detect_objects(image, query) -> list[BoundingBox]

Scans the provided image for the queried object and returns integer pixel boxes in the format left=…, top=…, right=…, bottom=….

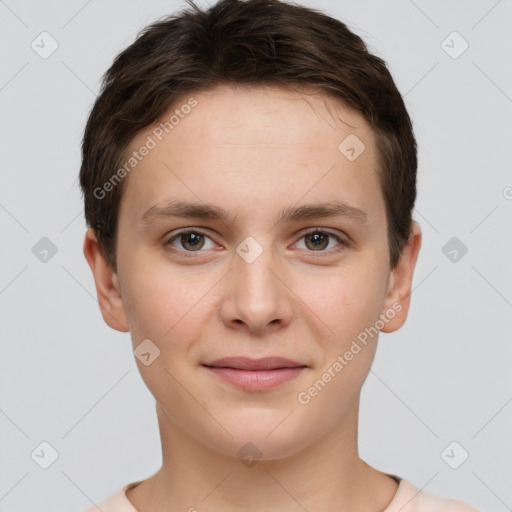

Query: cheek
left=300, top=263, right=387, bottom=344
left=121, top=258, right=217, bottom=344
left=294, top=271, right=385, bottom=412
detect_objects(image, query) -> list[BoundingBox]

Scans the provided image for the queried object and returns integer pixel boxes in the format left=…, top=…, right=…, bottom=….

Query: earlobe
left=380, top=221, right=422, bottom=333
left=83, top=228, right=130, bottom=333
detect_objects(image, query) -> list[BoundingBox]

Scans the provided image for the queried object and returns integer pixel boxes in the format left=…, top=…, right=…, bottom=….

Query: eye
left=165, top=227, right=349, bottom=256
left=294, top=228, right=347, bottom=252
left=166, top=229, right=216, bottom=252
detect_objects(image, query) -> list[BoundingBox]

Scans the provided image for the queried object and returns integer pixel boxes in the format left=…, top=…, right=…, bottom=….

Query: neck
left=126, top=399, right=398, bottom=512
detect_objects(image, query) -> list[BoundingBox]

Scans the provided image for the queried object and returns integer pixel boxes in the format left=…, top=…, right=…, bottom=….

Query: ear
left=380, top=221, right=422, bottom=333
left=83, top=228, right=130, bottom=332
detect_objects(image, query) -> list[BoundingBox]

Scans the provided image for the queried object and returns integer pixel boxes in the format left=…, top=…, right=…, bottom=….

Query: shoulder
left=82, top=481, right=141, bottom=512
left=387, top=478, right=481, bottom=512
left=408, top=480, right=480, bottom=512
left=417, top=490, right=481, bottom=512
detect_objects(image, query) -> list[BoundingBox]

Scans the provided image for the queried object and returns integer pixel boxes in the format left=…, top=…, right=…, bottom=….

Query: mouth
left=203, top=356, right=306, bottom=371
left=202, top=357, right=308, bottom=391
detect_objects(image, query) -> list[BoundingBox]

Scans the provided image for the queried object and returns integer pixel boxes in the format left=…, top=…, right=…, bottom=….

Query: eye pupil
left=181, top=232, right=204, bottom=250
left=306, top=232, right=328, bottom=250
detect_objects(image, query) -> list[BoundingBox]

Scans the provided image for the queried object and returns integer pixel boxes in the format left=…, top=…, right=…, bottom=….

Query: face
left=85, top=84, right=421, bottom=461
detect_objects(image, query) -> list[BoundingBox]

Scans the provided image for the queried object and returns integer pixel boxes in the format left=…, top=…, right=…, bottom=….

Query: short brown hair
left=80, top=0, right=417, bottom=271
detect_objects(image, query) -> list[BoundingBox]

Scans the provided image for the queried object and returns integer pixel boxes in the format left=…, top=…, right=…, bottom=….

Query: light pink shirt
left=83, top=477, right=480, bottom=511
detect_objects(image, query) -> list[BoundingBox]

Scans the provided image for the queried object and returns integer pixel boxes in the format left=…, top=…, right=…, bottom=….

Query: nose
left=219, top=244, right=294, bottom=335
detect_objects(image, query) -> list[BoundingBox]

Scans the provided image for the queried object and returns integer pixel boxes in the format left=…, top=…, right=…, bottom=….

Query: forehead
left=163, top=83, right=375, bottom=148
left=119, top=83, right=383, bottom=227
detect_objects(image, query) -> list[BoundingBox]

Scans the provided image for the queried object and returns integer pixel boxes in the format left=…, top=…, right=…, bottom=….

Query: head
left=82, top=0, right=421, bottom=460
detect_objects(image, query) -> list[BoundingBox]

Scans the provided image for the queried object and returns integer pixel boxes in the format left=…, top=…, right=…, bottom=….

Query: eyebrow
left=139, top=199, right=368, bottom=226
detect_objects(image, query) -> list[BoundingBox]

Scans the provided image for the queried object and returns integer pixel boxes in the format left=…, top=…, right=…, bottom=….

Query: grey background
left=1, top=1, right=511, bottom=511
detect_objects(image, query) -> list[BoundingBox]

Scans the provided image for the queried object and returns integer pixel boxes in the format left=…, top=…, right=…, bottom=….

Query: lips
left=203, top=357, right=307, bottom=391
left=202, top=357, right=306, bottom=371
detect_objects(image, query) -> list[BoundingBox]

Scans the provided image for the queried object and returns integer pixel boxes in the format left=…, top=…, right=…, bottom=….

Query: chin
left=204, top=416, right=318, bottom=463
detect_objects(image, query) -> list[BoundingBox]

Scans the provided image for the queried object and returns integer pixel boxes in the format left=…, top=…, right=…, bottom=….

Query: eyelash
left=165, top=227, right=350, bottom=257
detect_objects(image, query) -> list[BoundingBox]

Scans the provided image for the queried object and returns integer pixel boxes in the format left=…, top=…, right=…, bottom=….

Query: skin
left=84, top=83, right=421, bottom=512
